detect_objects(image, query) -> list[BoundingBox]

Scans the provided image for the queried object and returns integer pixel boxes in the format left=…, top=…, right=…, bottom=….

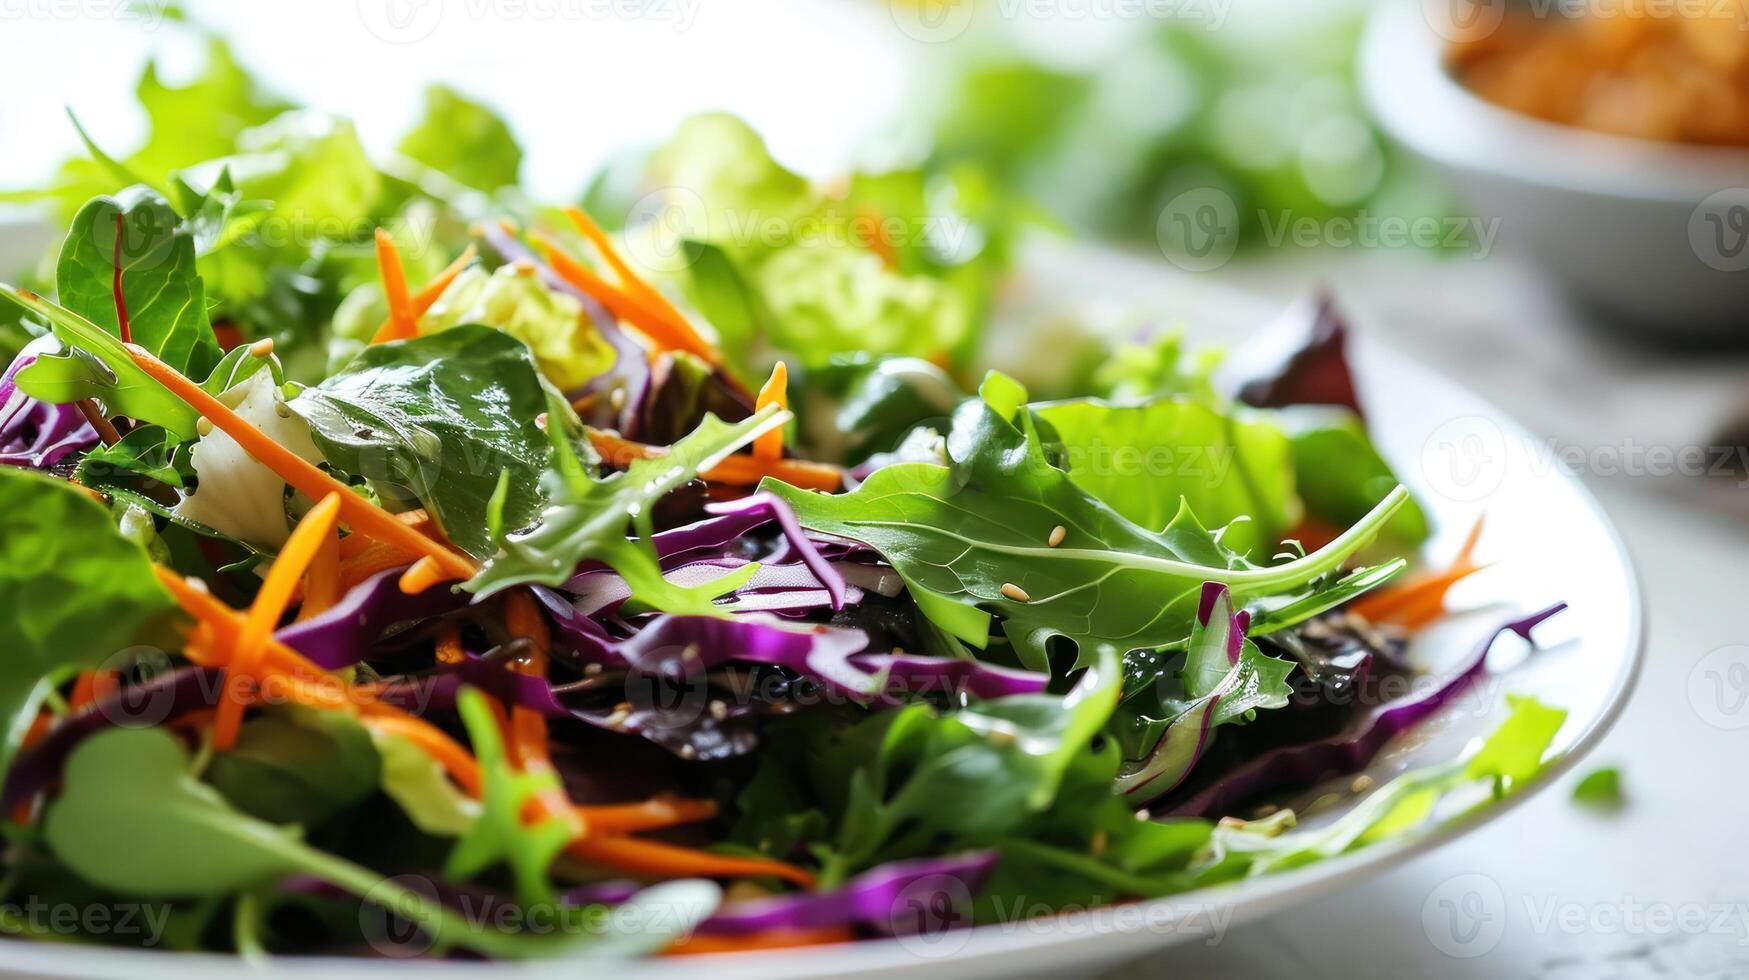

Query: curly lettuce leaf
left=417, top=264, right=614, bottom=391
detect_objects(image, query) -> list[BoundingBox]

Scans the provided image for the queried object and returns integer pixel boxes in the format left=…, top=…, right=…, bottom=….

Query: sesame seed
left=1350, top=774, right=1374, bottom=793
left=609, top=388, right=627, bottom=411
left=1134, top=809, right=1152, bottom=822
left=681, top=644, right=699, bottom=662
left=1090, top=830, right=1108, bottom=857
left=708, top=701, right=728, bottom=721
left=1048, top=525, right=1066, bottom=547
left=1000, top=582, right=1031, bottom=603
left=678, top=744, right=697, bottom=760
left=583, top=663, right=604, bottom=676
left=196, top=417, right=214, bottom=437
left=512, top=258, right=538, bottom=276
left=248, top=338, right=275, bottom=358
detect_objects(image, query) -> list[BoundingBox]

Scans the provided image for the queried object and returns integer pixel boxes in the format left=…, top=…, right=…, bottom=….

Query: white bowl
left=1359, top=2, right=1749, bottom=343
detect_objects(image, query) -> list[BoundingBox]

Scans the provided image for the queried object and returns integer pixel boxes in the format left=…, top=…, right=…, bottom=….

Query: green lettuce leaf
left=1, top=284, right=200, bottom=439
left=0, top=469, right=176, bottom=779
left=1035, top=396, right=1298, bottom=558
left=56, top=186, right=223, bottom=378
left=396, top=84, right=523, bottom=192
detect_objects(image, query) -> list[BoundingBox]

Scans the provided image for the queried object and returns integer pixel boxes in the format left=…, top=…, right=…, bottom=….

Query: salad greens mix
left=0, top=32, right=1569, bottom=961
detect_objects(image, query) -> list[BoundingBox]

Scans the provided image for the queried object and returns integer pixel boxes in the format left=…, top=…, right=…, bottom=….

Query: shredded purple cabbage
left=0, top=338, right=98, bottom=469
left=1160, top=602, right=1568, bottom=818
left=697, top=852, right=999, bottom=937
left=275, top=567, right=470, bottom=670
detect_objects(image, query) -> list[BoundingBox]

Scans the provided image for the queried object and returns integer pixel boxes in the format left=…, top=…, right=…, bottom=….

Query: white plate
left=0, top=245, right=1643, bottom=980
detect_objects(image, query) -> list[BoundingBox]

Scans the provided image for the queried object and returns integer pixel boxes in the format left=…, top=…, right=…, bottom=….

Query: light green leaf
left=397, top=84, right=522, bottom=192
left=0, top=469, right=175, bottom=778
left=56, top=187, right=223, bottom=378
left=2, top=284, right=200, bottom=439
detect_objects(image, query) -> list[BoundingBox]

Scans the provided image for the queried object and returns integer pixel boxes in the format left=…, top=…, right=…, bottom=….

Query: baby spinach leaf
left=289, top=326, right=556, bottom=559
left=767, top=374, right=1409, bottom=673
left=0, top=468, right=175, bottom=779
left=1, top=284, right=200, bottom=439
left=465, top=400, right=785, bottom=611
left=203, top=705, right=381, bottom=828
left=56, top=186, right=223, bottom=379
left=1279, top=407, right=1429, bottom=547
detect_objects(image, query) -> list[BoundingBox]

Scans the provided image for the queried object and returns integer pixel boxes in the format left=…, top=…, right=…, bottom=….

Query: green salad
left=0, top=33, right=1569, bottom=961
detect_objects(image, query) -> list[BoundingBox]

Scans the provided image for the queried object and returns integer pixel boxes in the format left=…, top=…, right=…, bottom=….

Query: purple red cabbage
left=275, top=567, right=471, bottom=670
left=0, top=337, right=98, bottom=469
left=1159, top=602, right=1567, bottom=818
left=696, top=852, right=998, bottom=937
left=1218, top=293, right=1364, bottom=417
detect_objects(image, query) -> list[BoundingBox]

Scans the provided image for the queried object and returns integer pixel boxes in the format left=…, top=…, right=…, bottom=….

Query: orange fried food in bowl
left=1447, top=1, right=1749, bottom=146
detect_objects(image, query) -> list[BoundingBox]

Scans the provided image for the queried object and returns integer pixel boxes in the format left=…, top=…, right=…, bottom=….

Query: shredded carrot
left=214, top=493, right=343, bottom=750
left=434, top=620, right=464, bottom=666
left=156, top=568, right=329, bottom=681
left=853, top=204, right=899, bottom=271
left=753, top=361, right=788, bottom=463
left=575, top=796, right=719, bottom=835
left=371, top=229, right=418, bottom=344
left=398, top=555, right=451, bottom=595
left=338, top=509, right=434, bottom=561
left=359, top=712, right=485, bottom=798
left=531, top=232, right=719, bottom=365
left=666, top=926, right=852, bottom=956
left=337, top=543, right=421, bottom=591
left=586, top=428, right=842, bottom=492
left=295, top=526, right=342, bottom=622
left=367, top=244, right=479, bottom=345
left=562, top=207, right=669, bottom=308
left=566, top=834, right=816, bottom=889
left=67, top=672, right=101, bottom=711
left=503, top=591, right=582, bottom=836
left=127, top=345, right=478, bottom=584
left=1351, top=516, right=1490, bottom=629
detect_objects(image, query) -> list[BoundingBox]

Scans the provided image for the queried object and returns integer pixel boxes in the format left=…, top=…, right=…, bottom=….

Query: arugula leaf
left=767, top=374, right=1409, bottom=672
left=289, top=326, right=555, bottom=559
left=444, top=687, right=571, bottom=909
left=76, top=424, right=186, bottom=489
left=0, top=284, right=200, bottom=439
left=1244, top=560, right=1406, bottom=636
left=203, top=706, right=381, bottom=828
left=396, top=84, right=522, bottom=192
left=39, top=727, right=588, bottom=959
left=1035, top=396, right=1297, bottom=558
left=465, top=400, right=785, bottom=608
left=0, top=468, right=175, bottom=779
left=57, top=187, right=223, bottom=378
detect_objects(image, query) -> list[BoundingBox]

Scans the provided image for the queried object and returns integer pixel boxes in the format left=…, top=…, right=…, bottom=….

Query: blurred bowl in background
left=1360, top=2, right=1749, bottom=344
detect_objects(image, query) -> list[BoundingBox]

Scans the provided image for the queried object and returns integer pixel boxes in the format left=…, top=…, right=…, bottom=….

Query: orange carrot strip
left=214, top=493, right=343, bottom=750
left=575, top=797, right=719, bottom=835
left=368, top=244, right=479, bottom=345
left=127, top=345, right=477, bottom=583
left=586, top=429, right=841, bottom=492
left=753, top=362, right=788, bottom=463
left=1350, top=516, right=1489, bottom=627
left=853, top=204, right=899, bottom=271
left=295, top=526, right=342, bottom=622
left=434, top=620, right=464, bottom=666
left=360, top=712, right=485, bottom=798
left=563, top=207, right=669, bottom=307
left=338, top=509, right=434, bottom=561
left=68, top=672, right=100, bottom=712
left=399, top=555, right=450, bottom=595
left=504, top=592, right=582, bottom=836
left=532, top=233, right=719, bottom=364
left=156, top=568, right=329, bottom=681
left=370, top=229, right=419, bottom=344
left=565, top=834, right=816, bottom=889
left=666, top=926, right=851, bottom=956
